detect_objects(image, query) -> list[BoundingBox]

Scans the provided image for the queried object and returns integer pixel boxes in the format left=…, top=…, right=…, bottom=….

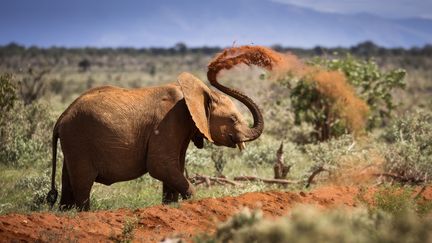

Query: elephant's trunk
left=207, top=46, right=282, bottom=141
left=207, top=70, right=263, bottom=141
left=207, top=46, right=286, bottom=141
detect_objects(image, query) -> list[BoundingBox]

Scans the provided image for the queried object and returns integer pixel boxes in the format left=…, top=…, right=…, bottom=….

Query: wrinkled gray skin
left=46, top=72, right=263, bottom=210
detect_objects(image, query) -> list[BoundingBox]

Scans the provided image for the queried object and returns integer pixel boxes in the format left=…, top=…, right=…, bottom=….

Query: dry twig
left=190, top=174, right=242, bottom=187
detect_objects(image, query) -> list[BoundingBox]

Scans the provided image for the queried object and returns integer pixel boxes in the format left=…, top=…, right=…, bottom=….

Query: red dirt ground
left=1, top=185, right=431, bottom=242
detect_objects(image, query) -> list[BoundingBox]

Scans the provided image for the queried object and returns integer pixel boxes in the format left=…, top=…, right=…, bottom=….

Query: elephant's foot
left=162, top=182, right=180, bottom=204
left=161, top=181, right=195, bottom=204
left=180, top=183, right=195, bottom=200
left=162, top=192, right=179, bottom=204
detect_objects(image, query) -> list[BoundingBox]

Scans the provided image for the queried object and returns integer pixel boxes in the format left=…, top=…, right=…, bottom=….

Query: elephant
left=46, top=71, right=264, bottom=210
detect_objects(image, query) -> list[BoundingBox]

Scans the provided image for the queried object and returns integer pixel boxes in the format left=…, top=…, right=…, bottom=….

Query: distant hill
left=1, top=0, right=431, bottom=48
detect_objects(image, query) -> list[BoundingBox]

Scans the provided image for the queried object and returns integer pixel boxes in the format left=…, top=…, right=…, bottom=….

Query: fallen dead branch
left=190, top=174, right=242, bottom=187
left=234, top=176, right=299, bottom=185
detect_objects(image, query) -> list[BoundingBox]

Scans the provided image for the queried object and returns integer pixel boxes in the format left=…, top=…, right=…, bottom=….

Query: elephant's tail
left=46, top=123, right=59, bottom=208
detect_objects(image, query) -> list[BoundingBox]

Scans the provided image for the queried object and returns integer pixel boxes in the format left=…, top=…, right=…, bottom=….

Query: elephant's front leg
left=162, top=182, right=179, bottom=204
left=148, top=158, right=195, bottom=204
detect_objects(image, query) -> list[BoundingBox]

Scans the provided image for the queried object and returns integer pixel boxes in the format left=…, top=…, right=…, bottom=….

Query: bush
left=382, top=110, right=432, bottom=183
left=302, top=135, right=355, bottom=183
left=195, top=208, right=263, bottom=242
left=311, top=55, right=406, bottom=129
left=372, top=186, right=432, bottom=216
left=197, top=206, right=432, bottom=243
left=186, top=144, right=212, bottom=168
left=238, top=139, right=278, bottom=167
left=14, top=172, right=51, bottom=211
left=0, top=73, right=17, bottom=113
left=0, top=73, right=55, bottom=167
left=278, top=55, right=406, bottom=142
left=304, top=135, right=354, bottom=170
left=18, top=68, right=49, bottom=105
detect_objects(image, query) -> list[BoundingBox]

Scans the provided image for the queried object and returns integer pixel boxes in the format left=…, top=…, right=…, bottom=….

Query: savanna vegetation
left=0, top=41, right=431, bottom=241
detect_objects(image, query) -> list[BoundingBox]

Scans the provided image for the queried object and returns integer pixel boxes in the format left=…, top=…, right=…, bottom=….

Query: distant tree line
left=1, top=41, right=431, bottom=58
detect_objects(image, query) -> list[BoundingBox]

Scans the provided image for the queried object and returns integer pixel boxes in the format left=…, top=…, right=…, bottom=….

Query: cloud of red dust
left=207, top=45, right=369, bottom=135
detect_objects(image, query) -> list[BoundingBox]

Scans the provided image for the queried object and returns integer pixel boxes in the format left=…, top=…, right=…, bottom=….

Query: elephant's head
left=178, top=72, right=263, bottom=150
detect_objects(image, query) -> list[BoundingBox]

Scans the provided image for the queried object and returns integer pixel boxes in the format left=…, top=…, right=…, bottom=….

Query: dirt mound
left=1, top=186, right=431, bottom=242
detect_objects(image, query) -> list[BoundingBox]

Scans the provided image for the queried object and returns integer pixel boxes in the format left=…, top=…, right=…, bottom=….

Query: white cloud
left=271, top=0, right=432, bottom=19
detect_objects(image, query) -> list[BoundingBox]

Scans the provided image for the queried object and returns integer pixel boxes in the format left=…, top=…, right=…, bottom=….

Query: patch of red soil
left=1, top=186, right=431, bottom=242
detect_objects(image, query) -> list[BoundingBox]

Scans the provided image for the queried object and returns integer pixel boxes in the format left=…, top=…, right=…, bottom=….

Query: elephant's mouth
left=228, top=134, right=246, bottom=151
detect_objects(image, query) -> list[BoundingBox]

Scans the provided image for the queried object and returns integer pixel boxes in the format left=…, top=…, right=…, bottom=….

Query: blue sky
left=273, top=0, right=432, bottom=19
left=0, top=0, right=431, bottom=48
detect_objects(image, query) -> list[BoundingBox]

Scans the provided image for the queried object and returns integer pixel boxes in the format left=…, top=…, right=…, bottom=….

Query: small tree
left=311, top=55, right=406, bottom=129
left=78, top=58, right=91, bottom=72
left=19, top=68, right=49, bottom=105
left=280, top=55, right=406, bottom=142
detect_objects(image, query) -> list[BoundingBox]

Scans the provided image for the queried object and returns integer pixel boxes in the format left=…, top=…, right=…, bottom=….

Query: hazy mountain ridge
left=0, top=0, right=431, bottom=47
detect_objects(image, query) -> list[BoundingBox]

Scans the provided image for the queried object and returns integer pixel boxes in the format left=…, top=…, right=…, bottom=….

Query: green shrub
left=14, top=172, right=51, bottom=211
left=185, top=143, right=214, bottom=176
left=300, top=134, right=385, bottom=186
left=0, top=73, right=55, bottom=168
left=371, top=186, right=432, bottom=217
left=0, top=73, right=17, bottom=113
left=382, top=110, right=432, bottom=182
left=374, top=186, right=416, bottom=215
left=278, top=55, right=406, bottom=142
left=195, top=208, right=263, bottom=243
left=238, top=140, right=278, bottom=167
left=311, top=55, right=406, bottom=129
left=113, top=217, right=138, bottom=243
left=197, top=206, right=432, bottom=243
left=302, top=135, right=356, bottom=183
left=304, top=135, right=354, bottom=170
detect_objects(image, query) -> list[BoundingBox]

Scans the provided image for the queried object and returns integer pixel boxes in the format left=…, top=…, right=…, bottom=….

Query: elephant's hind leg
left=59, top=162, right=75, bottom=210
left=67, top=160, right=97, bottom=211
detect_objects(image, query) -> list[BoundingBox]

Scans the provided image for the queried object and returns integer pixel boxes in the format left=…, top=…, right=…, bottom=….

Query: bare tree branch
left=306, top=166, right=328, bottom=188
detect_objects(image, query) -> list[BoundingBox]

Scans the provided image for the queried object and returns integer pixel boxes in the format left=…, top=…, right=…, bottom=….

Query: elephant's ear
left=177, top=72, right=214, bottom=142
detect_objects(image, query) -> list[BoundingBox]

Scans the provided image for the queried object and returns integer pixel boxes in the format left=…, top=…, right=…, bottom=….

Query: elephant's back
left=55, top=83, right=185, bottom=178
left=57, top=83, right=184, bottom=137
left=57, top=85, right=155, bottom=142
